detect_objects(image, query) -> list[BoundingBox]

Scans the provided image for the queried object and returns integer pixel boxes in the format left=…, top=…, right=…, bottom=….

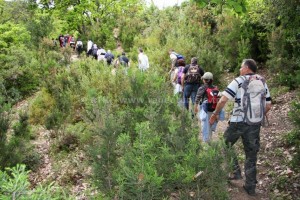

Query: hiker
left=91, top=44, right=98, bottom=60
left=105, top=50, right=115, bottom=65
left=209, top=59, right=272, bottom=196
left=97, top=47, right=106, bottom=61
left=87, top=39, right=93, bottom=53
left=169, top=49, right=184, bottom=72
left=119, top=52, right=129, bottom=67
left=58, top=34, right=64, bottom=47
left=181, top=57, right=205, bottom=115
left=75, top=38, right=83, bottom=56
left=69, top=35, right=75, bottom=49
left=138, top=48, right=149, bottom=71
left=194, top=72, right=224, bottom=142
left=63, top=35, right=69, bottom=47
left=172, top=59, right=186, bottom=96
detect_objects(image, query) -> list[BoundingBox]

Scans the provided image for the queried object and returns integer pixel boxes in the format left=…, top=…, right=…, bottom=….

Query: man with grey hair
left=209, top=59, right=272, bottom=196
left=181, top=57, right=205, bottom=115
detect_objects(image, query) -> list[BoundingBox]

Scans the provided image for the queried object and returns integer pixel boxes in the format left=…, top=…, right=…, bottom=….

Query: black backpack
left=106, top=54, right=112, bottom=62
left=119, top=56, right=127, bottom=67
left=186, top=65, right=201, bottom=84
left=92, top=48, right=98, bottom=56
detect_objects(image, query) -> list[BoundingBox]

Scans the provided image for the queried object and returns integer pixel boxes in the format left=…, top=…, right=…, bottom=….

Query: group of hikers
left=169, top=49, right=272, bottom=196
left=55, top=34, right=76, bottom=49
left=56, top=38, right=150, bottom=72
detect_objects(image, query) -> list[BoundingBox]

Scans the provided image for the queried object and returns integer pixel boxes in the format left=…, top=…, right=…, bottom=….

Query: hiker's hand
left=209, top=114, right=218, bottom=125
left=194, top=106, right=198, bottom=113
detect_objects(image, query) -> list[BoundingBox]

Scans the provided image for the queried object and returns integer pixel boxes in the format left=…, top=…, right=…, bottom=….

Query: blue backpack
left=174, top=52, right=184, bottom=60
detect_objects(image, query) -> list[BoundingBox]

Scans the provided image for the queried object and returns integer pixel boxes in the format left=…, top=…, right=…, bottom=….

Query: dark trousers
left=224, top=122, right=261, bottom=189
left=183, top=83, right=200, bottom=110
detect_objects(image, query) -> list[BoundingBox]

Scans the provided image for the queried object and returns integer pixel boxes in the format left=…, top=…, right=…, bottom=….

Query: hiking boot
left=228, top=173, right=242, bottom=180
left=243, top=185, right=256, bottom=196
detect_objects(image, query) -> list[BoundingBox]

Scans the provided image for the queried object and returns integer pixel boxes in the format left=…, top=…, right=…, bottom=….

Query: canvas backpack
left=177, top=66, right=185, bottom=84
left=239, top=74, right=266, bottom=125
left=186, top=65, right=201, bottom=84
left=205, top=86, right=220, bottom=112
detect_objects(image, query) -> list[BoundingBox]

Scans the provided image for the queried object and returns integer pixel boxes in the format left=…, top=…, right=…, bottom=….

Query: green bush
left=0, top=164, right=73, bottom=199
left=13, top=112, right=30, bottom=138
left=29, top=89, right=55, bottom=125
left=69, top=63, right=230, bottom=199
left=286, top=100, right=300, bottom=170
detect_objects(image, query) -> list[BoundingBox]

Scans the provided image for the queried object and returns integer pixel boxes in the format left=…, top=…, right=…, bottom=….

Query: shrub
left=13, top=111, right=30, bottom=138
left=29, top=89, right=55, bottom=125
left=286, top=99, right=300, bottom=171
left=0, top=164, right=73, bottom=199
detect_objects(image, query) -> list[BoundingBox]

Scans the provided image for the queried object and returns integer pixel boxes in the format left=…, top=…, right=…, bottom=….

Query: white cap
left=202, top=72, right=213, bottom=80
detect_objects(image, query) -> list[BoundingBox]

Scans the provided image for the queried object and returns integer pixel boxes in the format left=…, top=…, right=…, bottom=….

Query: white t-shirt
left=138, top=53, right=149, bottom=70
left=87, top=40, right=93, bottom=52
left=222, top=74, right=271, bottom=122
left=97, top=48, right=106, bottom=61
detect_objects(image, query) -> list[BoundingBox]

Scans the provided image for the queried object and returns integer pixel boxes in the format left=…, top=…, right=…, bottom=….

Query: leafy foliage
left=286, top=99, right=300, bottom=170
left=33, top=58, right=230, bottom=199
left=0, top=164, right=73, bottom=199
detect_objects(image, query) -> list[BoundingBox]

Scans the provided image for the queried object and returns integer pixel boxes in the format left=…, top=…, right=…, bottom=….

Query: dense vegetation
left=0, top=0, right=299, bottom=199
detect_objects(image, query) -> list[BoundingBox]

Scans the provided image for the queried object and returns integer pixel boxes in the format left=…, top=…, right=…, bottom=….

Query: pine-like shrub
left=0, top=164, right=73, bottom=199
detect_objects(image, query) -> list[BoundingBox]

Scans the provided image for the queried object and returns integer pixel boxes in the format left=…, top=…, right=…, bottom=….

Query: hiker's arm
left=194, top=86, right=206, bottom=113
left=181, top=74, right=185, bottom=91
left=173, top=71, right=178, bottom=82
left=169, top=56, right=177, bottom=73
left=209, top=95, right=228, bottom=125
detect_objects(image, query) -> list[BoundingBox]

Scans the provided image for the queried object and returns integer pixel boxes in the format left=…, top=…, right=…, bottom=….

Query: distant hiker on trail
left=91, top=44, right=98, bottom=60
left=209, top=59, right=272, bottom=196
left=75, top=39, right=83, bottom=56
left=169, top=49, right=184, bottom=73
left=105, top=50, right=115, bottom=65
left=119, top=52, right=129, bottom=67
left=181, top=57, right=205, bottom=117
left=138, top=48, right=149, bottom=71
left=172, top=59, right=186, bottom=96
left=58, top=34, right=64, bottom=47
left=87, top=39, right=93, bottom=53
left=63, top=35, right=69, bottom=47
left=97, top=47, right=106, bottom=61
left=69, top=35, right=75, bottom=49
left=194, top=72, right=224, bottom=142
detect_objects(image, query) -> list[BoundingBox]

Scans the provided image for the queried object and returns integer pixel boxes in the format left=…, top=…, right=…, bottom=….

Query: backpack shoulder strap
left=234, top=76, right=247, bottom=88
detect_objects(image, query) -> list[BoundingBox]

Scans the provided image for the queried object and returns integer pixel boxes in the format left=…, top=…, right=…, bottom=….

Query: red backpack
left=206, top=86, right=219, bottom=112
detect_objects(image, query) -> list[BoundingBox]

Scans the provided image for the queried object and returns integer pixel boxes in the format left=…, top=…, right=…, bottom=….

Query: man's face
left=239, top=62, right=248, bottom=75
